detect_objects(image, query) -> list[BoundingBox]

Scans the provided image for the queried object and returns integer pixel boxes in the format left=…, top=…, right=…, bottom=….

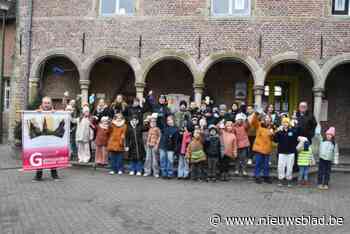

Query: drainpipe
left=24, top=0, right=33, bottom=107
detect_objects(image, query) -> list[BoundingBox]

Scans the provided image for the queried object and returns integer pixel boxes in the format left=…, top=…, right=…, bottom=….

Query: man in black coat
left=295, top=102, right=317, bottom=142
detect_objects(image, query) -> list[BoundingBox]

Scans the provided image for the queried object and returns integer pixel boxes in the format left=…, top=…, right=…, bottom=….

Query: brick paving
left=1, top=145, right=350, bottom=234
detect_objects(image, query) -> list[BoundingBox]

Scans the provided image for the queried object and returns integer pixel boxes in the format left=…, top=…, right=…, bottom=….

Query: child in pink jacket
left=233, top=113, right=250, bottom=176
left=178, top=127, right=192, bottom=179
left=219, top=120, right=238, bottom=181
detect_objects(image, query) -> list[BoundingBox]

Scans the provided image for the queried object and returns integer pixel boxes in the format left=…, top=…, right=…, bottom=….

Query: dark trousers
left=248, top=136, right=255, bottom=159
left=220, top=155, right=232, bottom=173
left=207, top=157, right=219, bottom=179
left=35, top=169, right=58, bottom=179
left=318, top=158, right=332, bottom=185
left=191, top=162, right=205, bottom=180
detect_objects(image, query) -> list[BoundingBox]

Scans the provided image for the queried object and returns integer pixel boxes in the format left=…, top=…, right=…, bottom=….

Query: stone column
left=194, top=84, right=204, bottom=107
left=253, top=85, right=264, bottom=108
left=135, top=82, right=145, bottom=103
left=80, top=80, right=90, bottom=106
left=28, top=77, right=40, bottom=104
left=313, top=88, right=324, bottom=123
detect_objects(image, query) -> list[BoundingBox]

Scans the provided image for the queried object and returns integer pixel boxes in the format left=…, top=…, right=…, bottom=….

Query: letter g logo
left=29, top=152, right=43, bottom=167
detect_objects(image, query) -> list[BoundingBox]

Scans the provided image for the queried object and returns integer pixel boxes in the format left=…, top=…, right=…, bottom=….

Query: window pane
left=234, top=0, right=245, bottom=10
left=335, top=0, right=346, bottom=11
left=264, top=86, right=269, bottom=96
left=119, top=0, right=134, bottom=14
left=101, top=0, right=116, bottom=14
left=213, top=0, right=230, bottom=14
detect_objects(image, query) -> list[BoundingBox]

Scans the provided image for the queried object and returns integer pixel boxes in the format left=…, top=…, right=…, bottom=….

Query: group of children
left=66, top=93, right=339, bottom=190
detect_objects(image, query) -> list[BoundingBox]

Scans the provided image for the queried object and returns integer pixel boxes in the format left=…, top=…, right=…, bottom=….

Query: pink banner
left=22, top=111, right=71, bottom=171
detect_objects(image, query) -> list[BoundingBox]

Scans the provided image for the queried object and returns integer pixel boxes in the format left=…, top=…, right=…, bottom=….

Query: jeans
left=110, top=151, right=124, bottom=173
left=255, top=153, right=270, bottom=178
left=277, top=153, right=295, bottom=180
left=129, top=160, right=143, bottom=173
left=318, top=158, right=332, bottom=185
left=208, top=158, right=219, bottom=179
left=177, top=155, right=189, bottom=178
left=144, top=146, right=159, bottom=176
left=298, top=166, right=309, bottom=181
left=235, top=147, right=249, bottom=173
left=159, top=149, right=174, bottom=177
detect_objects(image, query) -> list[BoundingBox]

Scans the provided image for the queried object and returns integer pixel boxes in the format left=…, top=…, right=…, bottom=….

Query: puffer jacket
left=107, top=120, right=127, bottom=152
left=250, top=113, right=274, bottom=155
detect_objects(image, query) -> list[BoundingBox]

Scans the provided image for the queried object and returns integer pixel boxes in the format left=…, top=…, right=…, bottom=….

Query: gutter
left=24, top=0, right=33, bottom=106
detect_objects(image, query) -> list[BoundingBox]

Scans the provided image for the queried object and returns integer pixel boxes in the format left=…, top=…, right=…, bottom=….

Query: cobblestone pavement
left=1, top=145, right=350, bottom=234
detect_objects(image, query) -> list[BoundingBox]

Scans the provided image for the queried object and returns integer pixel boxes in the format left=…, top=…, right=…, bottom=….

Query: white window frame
left=211, top=0, right=251, bottom=17
left=100, top=0, right=134, bottom=16
left=4, top=80, right=10, bottom=112
left=332, top=0, right=350, bottom=16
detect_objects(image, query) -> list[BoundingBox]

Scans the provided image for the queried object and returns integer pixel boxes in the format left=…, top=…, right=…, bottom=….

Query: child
left=219, top=120, right=237, bottom=181
left=204, top=125, right=221, bottom=182
left=250, top=111, right=274, bottom=184
left=186, top=129, right=207, bottom=181
left=144, top=115, right=161, bottom=178
left=178, top=127, right=191, bottom=179
left=296, top=137, right=313, bottom=186
left=233, top=113, right=250, bottom=176
left=159, top=115, right=180, bottom=179
left=107, top=113, right=127, bottom=175
left=126, top=115, right=146, bottom=176
left=76, top=106, right=94, bottom=163
left=95, top=116, right=110, bottom=166
left=317, top=127, right=339, bottom=190
left=274, top=117, right=298, bottom=187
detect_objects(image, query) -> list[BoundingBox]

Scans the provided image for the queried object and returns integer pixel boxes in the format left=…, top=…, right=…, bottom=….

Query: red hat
left=326, top=127, right=336, bottom=137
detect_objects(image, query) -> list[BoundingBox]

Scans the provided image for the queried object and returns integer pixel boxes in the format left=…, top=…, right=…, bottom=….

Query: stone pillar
left=28, top=77, right=40, bottom=104
left=194, top=84, right=204, bottom=106
left=80, top=80, right=90, bottom=106
left=313, top=88, right=324, bottom=123
left=135, top=82, right=145, bottom=102
left=253, top=85, right=264, bottom=108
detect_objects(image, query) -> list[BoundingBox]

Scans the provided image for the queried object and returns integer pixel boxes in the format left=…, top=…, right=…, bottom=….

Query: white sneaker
left=242, top=170, right=248, bottom=176
left=136, top=172, right=142, bottom=176
left=118, top=171, right=123, bottom=175
left=234, top=170, right=239, bottom=176
left=154, top=174, right=160, bottom=178
left=109, top=171, right=115, bottom=175
left=247, top=159, right=253, bottom=165
left=129, top=171, right=135, bottom=176
left=143, top=173, right=150, bottom=177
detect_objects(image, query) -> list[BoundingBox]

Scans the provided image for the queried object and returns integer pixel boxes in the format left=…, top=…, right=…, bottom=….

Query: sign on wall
left=235, top=82, right=247, bottom=100
left=167, top=94, right=190, bottom=113
left=22, top=111, right=71, bottom=171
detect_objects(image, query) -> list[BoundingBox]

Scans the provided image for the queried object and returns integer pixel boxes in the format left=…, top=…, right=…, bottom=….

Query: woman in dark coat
left=126, top=115, right=146, bottom=175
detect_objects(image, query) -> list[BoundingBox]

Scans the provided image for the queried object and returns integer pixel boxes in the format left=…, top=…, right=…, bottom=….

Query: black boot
left=255, top=177, right=262, bottom=184
left=264, top=176, right=272, bottom=184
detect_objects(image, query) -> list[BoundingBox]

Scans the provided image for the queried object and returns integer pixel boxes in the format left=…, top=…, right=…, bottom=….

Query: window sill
left=327, top=15, right=350, bottom=21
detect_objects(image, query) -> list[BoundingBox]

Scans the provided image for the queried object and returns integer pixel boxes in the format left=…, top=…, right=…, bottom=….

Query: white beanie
left=235, top=113, right=247, bottom=121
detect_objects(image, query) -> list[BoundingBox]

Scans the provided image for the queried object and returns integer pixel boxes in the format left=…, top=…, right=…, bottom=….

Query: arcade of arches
left=29, top=55, right=350, bottom=149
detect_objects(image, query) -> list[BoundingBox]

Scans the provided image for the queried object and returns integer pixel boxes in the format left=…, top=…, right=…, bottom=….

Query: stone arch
left=141, top=50, right=198, bottom=84
left=30, top=48, right=82, bottom=79
left=81, top=49, right=142, bottom=81
left=321, top=53, right=350, bottom=89
left=198, top=51, right=264, bottom=86
left=263, top=52, right=322, bottom=88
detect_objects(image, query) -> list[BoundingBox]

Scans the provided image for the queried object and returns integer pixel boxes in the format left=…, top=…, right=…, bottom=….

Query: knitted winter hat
left=179, top=100, right=187, bottom=107
left=101, top=116, right=109, bottom=123
left=326, top=127, right=336, bottom=137
left=235, top=113, right=247, bottom=121
left=282, top=117, right=290, bottom=125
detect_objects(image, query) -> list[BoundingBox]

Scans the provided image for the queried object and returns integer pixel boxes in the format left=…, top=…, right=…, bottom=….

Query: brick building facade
left=9, top=0, right=350, bottom=149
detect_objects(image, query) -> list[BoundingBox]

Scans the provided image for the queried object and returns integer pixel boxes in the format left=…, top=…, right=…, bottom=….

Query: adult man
left=295, top=102, right=317, bottom=142
left=33, top=96, right=60, bottom=181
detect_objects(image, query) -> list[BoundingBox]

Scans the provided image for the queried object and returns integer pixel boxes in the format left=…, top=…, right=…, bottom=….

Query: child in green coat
left=296, top=137, right=313, bottom=186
